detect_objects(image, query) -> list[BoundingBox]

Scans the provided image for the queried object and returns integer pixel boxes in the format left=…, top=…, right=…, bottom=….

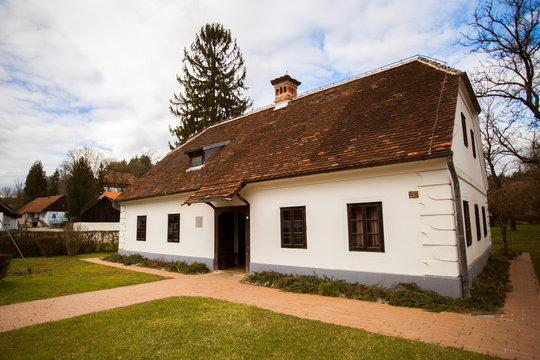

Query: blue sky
left=0, top=0, right=484, bottom=190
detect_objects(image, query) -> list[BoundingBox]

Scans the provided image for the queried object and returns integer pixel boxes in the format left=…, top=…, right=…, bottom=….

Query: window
left=461, top=113, right=468, bottom=147
left=189, top=151, right=204, bottom=167
left=280, top=206, right=306, bottom=248
left=474, top=204, right=481, bottom=241
left=463, top=201, right=472, bottom=247
left=470, top=130, right=477, bottom=158
left=347, top=202, right=384, bottom=252
left=136, top=215, right=146, bottom=241
left=167, top=214, right=180, bottom=243
left=482, top=206, right=488, bottom=237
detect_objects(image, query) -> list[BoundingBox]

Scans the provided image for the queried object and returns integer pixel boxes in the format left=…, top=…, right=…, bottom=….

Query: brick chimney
left=271, top=74, right=301, bottom=108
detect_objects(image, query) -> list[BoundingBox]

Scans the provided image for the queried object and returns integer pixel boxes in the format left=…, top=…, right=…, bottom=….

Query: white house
left=117, top=57, right=491, bottom=298
left=18, top=194, right=68, bottom=227
left=0, top=200, right=19, bottom=230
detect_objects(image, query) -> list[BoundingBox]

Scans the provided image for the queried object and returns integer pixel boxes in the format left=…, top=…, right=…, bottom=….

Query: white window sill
left=186, top=165, right=203, bottom=172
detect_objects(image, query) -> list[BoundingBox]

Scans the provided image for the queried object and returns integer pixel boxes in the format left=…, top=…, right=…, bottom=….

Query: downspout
left=447, top=155, right=470, bottom=297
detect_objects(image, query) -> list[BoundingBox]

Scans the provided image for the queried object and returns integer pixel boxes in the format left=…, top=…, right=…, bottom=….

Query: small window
left=189, top=151, right=204, bottom=167
left=167, top=214, right=180, bottom=243
left=461, top=113, right=468, bottom=147
left=482, top=206, right=488, bottom=237
left=347, top=202, right=384, bottom=252
left=474, top=204, right=481, bottom=241
left=463, top=201, right=472, bottom=247
left=136, top=215, right=146, bottom=241
left=280, top=206, right=306, bottom=249
left=470, top=130, right=477, bottom=158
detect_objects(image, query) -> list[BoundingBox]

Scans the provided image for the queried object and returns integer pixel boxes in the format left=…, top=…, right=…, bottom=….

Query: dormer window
left=189, top=150, right=204, bottom=168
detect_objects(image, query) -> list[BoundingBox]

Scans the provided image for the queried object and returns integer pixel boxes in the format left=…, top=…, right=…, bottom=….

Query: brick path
left=0, top=254, right=538, bottom=359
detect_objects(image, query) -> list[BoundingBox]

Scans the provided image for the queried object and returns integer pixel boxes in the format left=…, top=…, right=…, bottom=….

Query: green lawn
left=0, top=297, right=495, bottom=360
left=0, top=254, right=166, bottom=306
left=490, top=224, right=540, bottom=279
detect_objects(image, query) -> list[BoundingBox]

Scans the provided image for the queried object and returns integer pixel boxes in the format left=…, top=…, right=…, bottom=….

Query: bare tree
left=462, top=0, right=539, bottom=164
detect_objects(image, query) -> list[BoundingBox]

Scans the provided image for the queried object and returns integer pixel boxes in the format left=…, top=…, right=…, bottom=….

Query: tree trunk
left=510, top=216, right=517, bottom=231
left=499, top=222, right=508, bottom=255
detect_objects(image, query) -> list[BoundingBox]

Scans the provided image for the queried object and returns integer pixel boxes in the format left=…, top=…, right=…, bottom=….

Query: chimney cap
left=271, top=74, right=301, bottom=86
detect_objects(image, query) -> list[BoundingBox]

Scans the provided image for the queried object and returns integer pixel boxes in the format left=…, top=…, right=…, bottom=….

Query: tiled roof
left=119, top=58, right=472, bottom=203
left=18, top=195, right=65, bottom=214
left=99, top=192, right=122, bottom=200
left=0, top=200, right=19, bottom=217
left=105, top=172, right=136, bottom=186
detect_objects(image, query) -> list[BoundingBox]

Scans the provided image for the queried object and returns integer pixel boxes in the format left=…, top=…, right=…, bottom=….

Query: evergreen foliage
left=169, top=23, right=252, bottom=148
left=24, top=161, right=48, bottom=202
left=47, top=169, right=61, bottom=196
left=106, top=154, right=153, bottom=178
left=65, top=157, right=98, bottom=218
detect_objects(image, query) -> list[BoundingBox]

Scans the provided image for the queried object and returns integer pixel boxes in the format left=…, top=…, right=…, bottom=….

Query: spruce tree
left=47, top=168, right=61, bottom=196
left=169, top=23, right=252, bottom=148
left=24, top=161, right=48, bottom=202
left=65, top=157, right=97, bottom=218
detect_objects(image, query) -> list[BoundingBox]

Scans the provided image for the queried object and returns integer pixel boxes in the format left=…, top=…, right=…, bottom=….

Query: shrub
left=318, top=281, right=340, bottom=297
left=103, top=254, right=209, bottom=275
left=244, top=248, right=518, bottom=314
left=0, top=254, right=12, bottom=280
left=64, top=223, right=83, bottom=256
left=35, top=235, right=59, bottom=257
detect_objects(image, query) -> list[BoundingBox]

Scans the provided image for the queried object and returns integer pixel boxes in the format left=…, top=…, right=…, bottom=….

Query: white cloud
left=0, top=0, right=480, bottom=190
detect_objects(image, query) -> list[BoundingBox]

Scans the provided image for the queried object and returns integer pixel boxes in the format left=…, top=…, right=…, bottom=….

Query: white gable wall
left=0, top=213, right=18, bottom=230
left=119, top=194, right=215, bottom=268
left=451, top=82, right=492, bottom=277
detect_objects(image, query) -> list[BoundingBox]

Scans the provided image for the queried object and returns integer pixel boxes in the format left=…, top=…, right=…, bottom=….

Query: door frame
left=213, top=206, right=250, bottom=272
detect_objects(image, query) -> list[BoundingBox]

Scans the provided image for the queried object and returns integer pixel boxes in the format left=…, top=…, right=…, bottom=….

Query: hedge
left=0, top=230, right=118, bottom=257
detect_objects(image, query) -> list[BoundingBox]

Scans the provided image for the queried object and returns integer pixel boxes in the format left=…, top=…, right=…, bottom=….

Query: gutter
left=447, top=154, right=470, bottom=297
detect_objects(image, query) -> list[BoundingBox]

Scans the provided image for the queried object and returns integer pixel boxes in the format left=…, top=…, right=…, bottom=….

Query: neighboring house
left=0, top=200, right=19, bottom=230
left=116, top=56, right=491, bottom=298
left=18, top=194, right=68, bottom=227
left=104, top=172, right=136, bottom=192
left=74, top=192, right=121, bottom=231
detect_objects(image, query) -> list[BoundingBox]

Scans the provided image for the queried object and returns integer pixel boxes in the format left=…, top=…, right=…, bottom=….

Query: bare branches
left=462, top=0, right=539, bottom=126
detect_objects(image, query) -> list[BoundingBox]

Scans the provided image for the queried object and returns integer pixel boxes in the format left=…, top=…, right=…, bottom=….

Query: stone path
left=0, top=254, right=538, bottom=359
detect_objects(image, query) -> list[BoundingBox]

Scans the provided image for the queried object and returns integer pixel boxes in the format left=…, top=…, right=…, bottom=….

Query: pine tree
left=65, top=157, right=97, bottom=218
left=169, top=23, right=252, bottom=148
left=24, top=161, right=48, bottom=202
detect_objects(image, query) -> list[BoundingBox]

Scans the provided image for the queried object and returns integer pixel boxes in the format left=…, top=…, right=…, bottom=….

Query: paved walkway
left=0, top=254, right=538, bottom=359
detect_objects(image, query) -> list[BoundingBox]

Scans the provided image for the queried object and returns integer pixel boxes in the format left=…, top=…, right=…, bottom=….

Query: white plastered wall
left=119, top=194, right=214, bottom=261
left=0, top=213, right=18, bottom=230
left=242, top=159, right=461, bottom=279
left=74, top=222, right=119, bottom=231
left=451, top=80, right=492, bottom=267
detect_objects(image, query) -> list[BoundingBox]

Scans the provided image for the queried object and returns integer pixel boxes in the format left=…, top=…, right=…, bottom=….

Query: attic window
left=189, top=151, right=204, bottom=167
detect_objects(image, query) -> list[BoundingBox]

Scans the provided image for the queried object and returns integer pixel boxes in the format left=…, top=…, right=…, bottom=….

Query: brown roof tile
left=19, top=195, right=65, bottom=214
left=119, top=58, right=469, bottom=203
left=0, top=200, right=19, bottom=217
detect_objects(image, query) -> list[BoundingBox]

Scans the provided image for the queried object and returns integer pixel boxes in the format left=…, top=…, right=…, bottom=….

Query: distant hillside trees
left=169, top=23, right=252, bottom=148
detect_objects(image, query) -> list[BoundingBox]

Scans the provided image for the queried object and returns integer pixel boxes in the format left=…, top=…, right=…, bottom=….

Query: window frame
left=482, top=206, right=488, bottom=237
left=280, top=206, right=307, bottom=249
left=463, top=201, right=472, bottom=247
left=470, top=129, right=477, bottom=158
left=474, top=204, right=481, bottom=241
left=136, top=215, right=147, bottom=242
left=188, top=150, right=205, bottom=168
left=167, top=213, right=180, bottom=243
left=347, top=202, right=385, bottom=252
left=461, top=113, right=468, bottom=148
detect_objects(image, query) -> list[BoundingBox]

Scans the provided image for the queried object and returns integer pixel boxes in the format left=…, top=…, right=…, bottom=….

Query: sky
left=0, top=0, right=485, bottom=190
